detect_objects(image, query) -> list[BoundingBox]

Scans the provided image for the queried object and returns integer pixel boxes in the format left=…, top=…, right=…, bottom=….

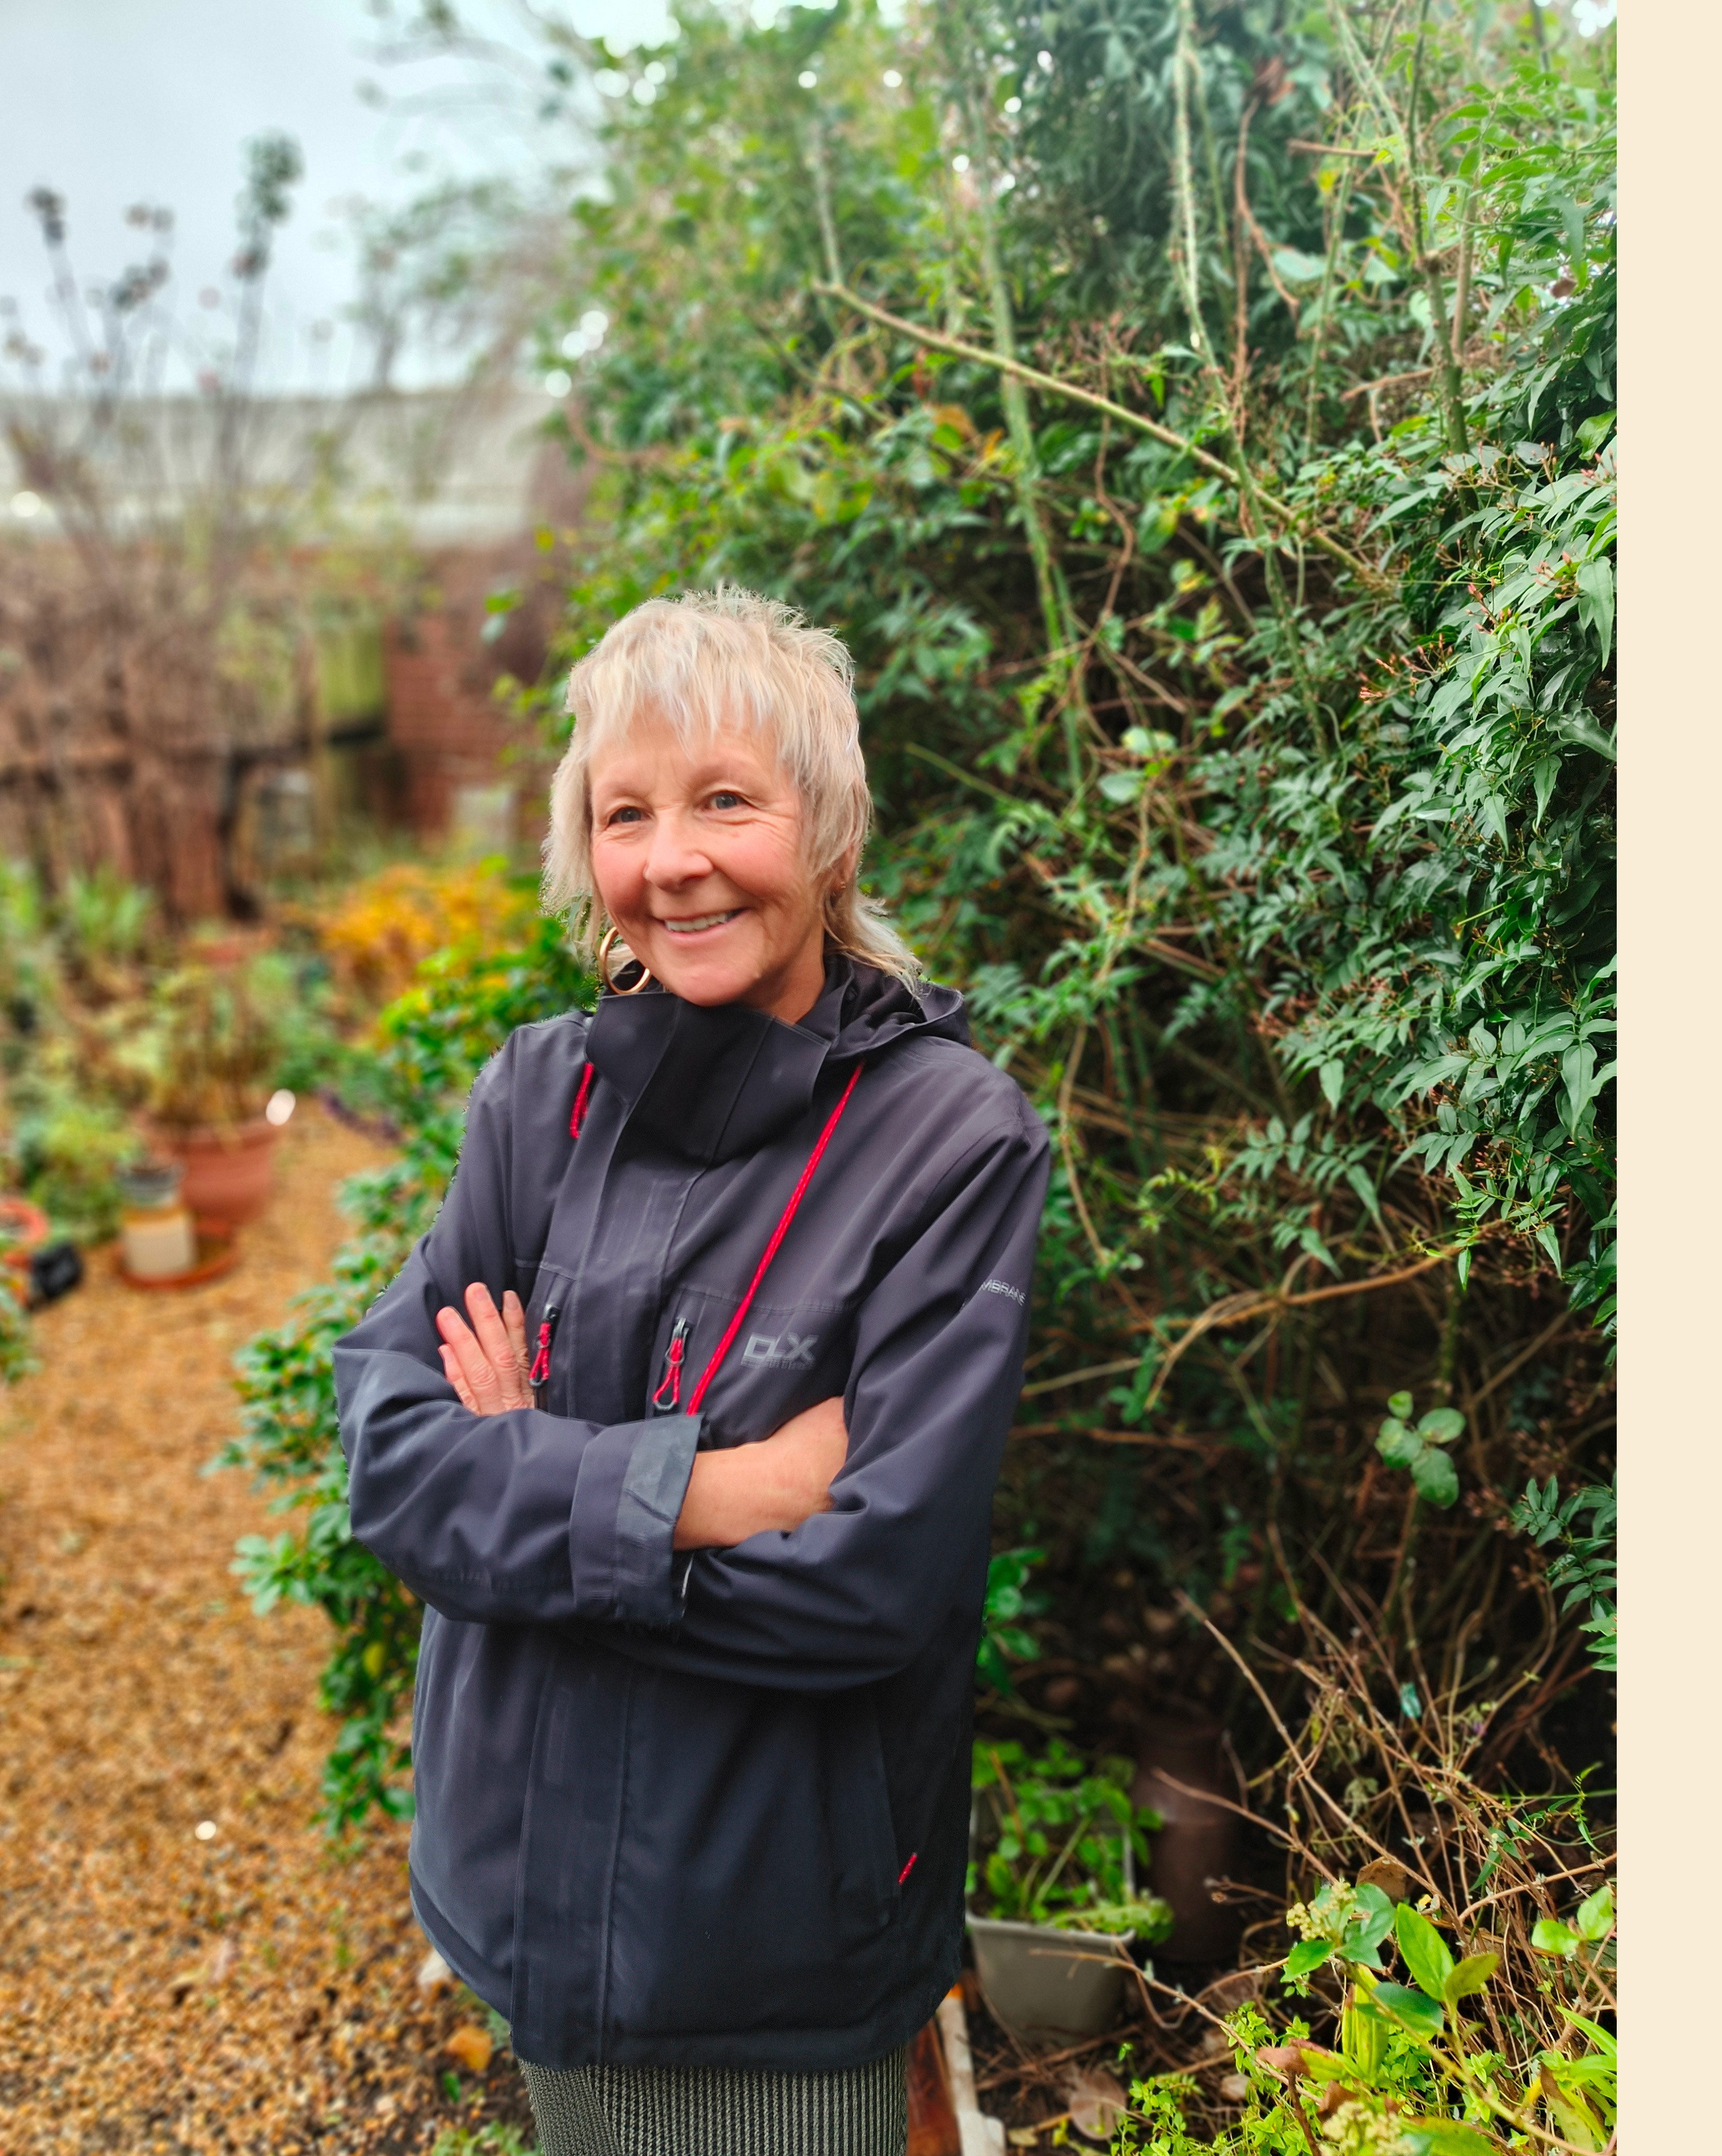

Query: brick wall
left=381, top=547, right=557, bottom=850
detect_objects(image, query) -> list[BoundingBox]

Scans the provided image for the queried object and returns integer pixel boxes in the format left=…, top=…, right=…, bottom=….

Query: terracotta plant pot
left=905, top=2014, right=960, bottom=2156
left=0, top=1195, right=52, bottom=1274
left=160, top=1117, right=280, bottom=1227
left=967, top=1915, right=1136, bottom=2042
left=1132, top=1705, right=1242, bottom=1963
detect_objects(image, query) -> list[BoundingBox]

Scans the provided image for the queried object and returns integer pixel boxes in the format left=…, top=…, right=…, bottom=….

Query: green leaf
left=1443, top=1951, right=1499, bottom=2002
left=1555, top=711, right=1616, bottom=762
left=1411, top=1446, right=1460, bottom=1508
left=1531, top=1916, right=1580, bottom=1959
left=1574, top=409, right=1615, bottom=456
left=1344, top=1163, right=1385, bottom=1228
left=1377, top=1421, right=1423, bottom=1469
left=1319, top=1058, right=1345, bottom=1109
left=1400, top=2122, right=1500, bottom=2156
left=1343, top=1882, right=1395, bottom=1969
left=1387, top=1391, right=1414, bottom=1420
left=1417, top=1407, right=1466, bottom=1446
left=1269, top=246, right=1329, bottom=284
left=1552, top=189, right=1586, bottom=265
left=1575, top=1884, right=1614, bottom=1941
left=1395, top=1903, right=1455, bottom=2000
left=1284, top=1938, right=1335, bottom=1981
left=1363, top=1981, right=1445, bottom=2042
left=1097, top=768, right=1145, bottom=805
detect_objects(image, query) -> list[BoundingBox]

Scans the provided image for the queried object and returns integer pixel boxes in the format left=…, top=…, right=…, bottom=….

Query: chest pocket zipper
left=528, top=1304, right=562, bottom=1410
left=644, top=1062, right=864, bottom=1426
left=651, top=1317, right=690, bottom=1415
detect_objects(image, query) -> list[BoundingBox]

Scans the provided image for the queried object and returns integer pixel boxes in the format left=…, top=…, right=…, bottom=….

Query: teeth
left=663, top=910, right=740, bottom=934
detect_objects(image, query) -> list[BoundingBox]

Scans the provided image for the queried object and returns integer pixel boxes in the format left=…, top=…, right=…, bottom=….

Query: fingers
left=502, top=1290, right=530, bottom=1389
left=469, top=1284, right=536, bottom=1410
left=465, top=1282, right=519, bottom=1382
left=436, top=1305, right=502, bottom=1411
left=437, top=1288, right=536, bottom=1414
left=439, top=1341, right=478, bottom=1412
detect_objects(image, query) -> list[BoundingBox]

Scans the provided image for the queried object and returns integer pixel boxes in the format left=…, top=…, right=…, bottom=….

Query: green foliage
left=0, top=859, right=157, bottom=1254
left=1529, top=1879, right=1613, bottom=1962
left=1509, top=1474, right=1616, bottom=1671
left=1375, top=1392, right=1467, bottom=1509
left=1105, top=1858, right=1613, bottom=2152
left=5, top=1067, right=141, bottom=1243
left=0, top=1274, right=35, bottom=1384
left=976, top=1543, right=1047, bottom=1692
left=222, top=890, right=592, bottom=1832
left=60, top=865, right=152, bottom=972
left=968, top=1736, right=1171, bottom=1938
left=536, top=0, right=1616, bottom=1702
left=127, top=953, right=301, bottom=1132
left=1281, top=1879, right=1397, bottom=1986
left=429, top=2125, right=534, bottom=2156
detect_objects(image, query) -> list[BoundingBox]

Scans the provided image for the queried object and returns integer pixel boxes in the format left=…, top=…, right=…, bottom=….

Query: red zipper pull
left=529, top=1303, right=560, bottom=1405
left=651, top=1317, right=689, bottom=1414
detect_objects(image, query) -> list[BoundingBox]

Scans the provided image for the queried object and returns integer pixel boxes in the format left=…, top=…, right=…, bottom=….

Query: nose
left=641, top=807, right=713, bottom=892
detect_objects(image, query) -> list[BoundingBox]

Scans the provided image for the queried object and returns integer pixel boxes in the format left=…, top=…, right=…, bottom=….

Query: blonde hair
left=543, top=586, right=918, bottom=980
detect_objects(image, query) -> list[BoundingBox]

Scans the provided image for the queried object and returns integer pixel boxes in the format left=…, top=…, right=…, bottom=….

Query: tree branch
left=815, top=282, right=1386, bottom=591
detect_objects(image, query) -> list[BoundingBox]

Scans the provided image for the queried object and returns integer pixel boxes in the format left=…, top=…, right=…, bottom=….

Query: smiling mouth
left=660, top=909, right=743, bottom=935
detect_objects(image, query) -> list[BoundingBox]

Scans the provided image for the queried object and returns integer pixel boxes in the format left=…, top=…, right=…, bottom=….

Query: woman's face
left=587, top=712, right=837, bottom=1024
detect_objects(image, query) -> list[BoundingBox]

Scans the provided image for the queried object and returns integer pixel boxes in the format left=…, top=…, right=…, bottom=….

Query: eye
left=604, top=804, right=646, bottom=825
left=708, top=789, right=747, bottom=811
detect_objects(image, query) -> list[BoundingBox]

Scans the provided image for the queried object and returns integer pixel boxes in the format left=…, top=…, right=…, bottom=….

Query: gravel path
left=0, top=1106, right=536, bottom=2154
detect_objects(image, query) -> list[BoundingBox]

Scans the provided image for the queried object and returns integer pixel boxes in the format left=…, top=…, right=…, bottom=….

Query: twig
left=975, top=2033, right=1119, bottom=2090
left=1134, top=1246, right=1459, bottom=1417
left=1008, top=1423, right=1229, bottom=1451
left=561, top=397, right=665, bottom=467
left=1019, top=1356, right=1143, bottom=1398
left=1466, top=1309, right=1575, bottom=1413
left=1340, top=366, right=1436, bottom=402
left=813, top=282, right=1384, bottom=590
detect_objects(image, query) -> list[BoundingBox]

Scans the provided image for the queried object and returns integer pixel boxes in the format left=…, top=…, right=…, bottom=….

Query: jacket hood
left=584, top=955, right=968, bottom=1166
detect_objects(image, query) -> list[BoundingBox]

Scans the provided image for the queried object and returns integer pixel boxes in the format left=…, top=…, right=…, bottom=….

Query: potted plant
left=967, top=1738, right=1173, bottom=2042
left=135, top=955, right=296, bottom=1225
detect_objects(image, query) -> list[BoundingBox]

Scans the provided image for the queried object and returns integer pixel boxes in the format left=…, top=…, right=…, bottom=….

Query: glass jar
left=119, top=1159, right=196, bottom=1281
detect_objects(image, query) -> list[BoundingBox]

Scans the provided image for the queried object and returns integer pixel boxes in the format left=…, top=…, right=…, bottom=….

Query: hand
left=674, top=1395, right=849, bottom=1551
left=436, top=1284, right=532, bottom=1414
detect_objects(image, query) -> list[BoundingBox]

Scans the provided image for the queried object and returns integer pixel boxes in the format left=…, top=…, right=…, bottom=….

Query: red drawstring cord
left=686, top=1064, right=862, bottom=1416
left=569, top=1062, right=594, bottom=1139
left=651, top=1324, right=686, bottom=1411
left=528, top=1320, right=555, bottom=1388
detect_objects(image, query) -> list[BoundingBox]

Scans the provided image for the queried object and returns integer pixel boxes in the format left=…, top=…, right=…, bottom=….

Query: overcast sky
left=0, top=0, right=676, bottom=392
left=2, top=0, right=1606, bottom=397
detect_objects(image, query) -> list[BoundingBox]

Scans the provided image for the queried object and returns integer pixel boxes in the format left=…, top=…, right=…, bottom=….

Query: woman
left=336, top=587, right=1050, bottom=2156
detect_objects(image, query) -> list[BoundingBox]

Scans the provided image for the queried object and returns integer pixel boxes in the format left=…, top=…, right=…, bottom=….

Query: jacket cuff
left=568, top=1414, right=702, bottom=1628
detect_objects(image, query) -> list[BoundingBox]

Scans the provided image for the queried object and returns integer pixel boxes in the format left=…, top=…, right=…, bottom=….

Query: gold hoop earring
left=597, top=925, right=654, bottom=996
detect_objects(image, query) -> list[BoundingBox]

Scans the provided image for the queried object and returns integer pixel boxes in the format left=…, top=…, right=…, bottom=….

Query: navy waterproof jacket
left=334, top=957, right=1050, bottom=2072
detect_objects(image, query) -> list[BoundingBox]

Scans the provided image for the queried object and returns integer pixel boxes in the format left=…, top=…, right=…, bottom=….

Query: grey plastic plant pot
left=967, top=1915, right=1138, bottom=2042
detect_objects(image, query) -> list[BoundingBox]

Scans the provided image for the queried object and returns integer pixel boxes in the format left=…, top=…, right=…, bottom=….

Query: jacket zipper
left=650, top=1316, right=690, bottom=1415
left=528, top=1303, right=561, bottom=1409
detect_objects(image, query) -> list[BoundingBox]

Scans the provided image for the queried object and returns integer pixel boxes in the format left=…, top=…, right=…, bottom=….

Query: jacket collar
left=583, top=954, right=966, bottom=1165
